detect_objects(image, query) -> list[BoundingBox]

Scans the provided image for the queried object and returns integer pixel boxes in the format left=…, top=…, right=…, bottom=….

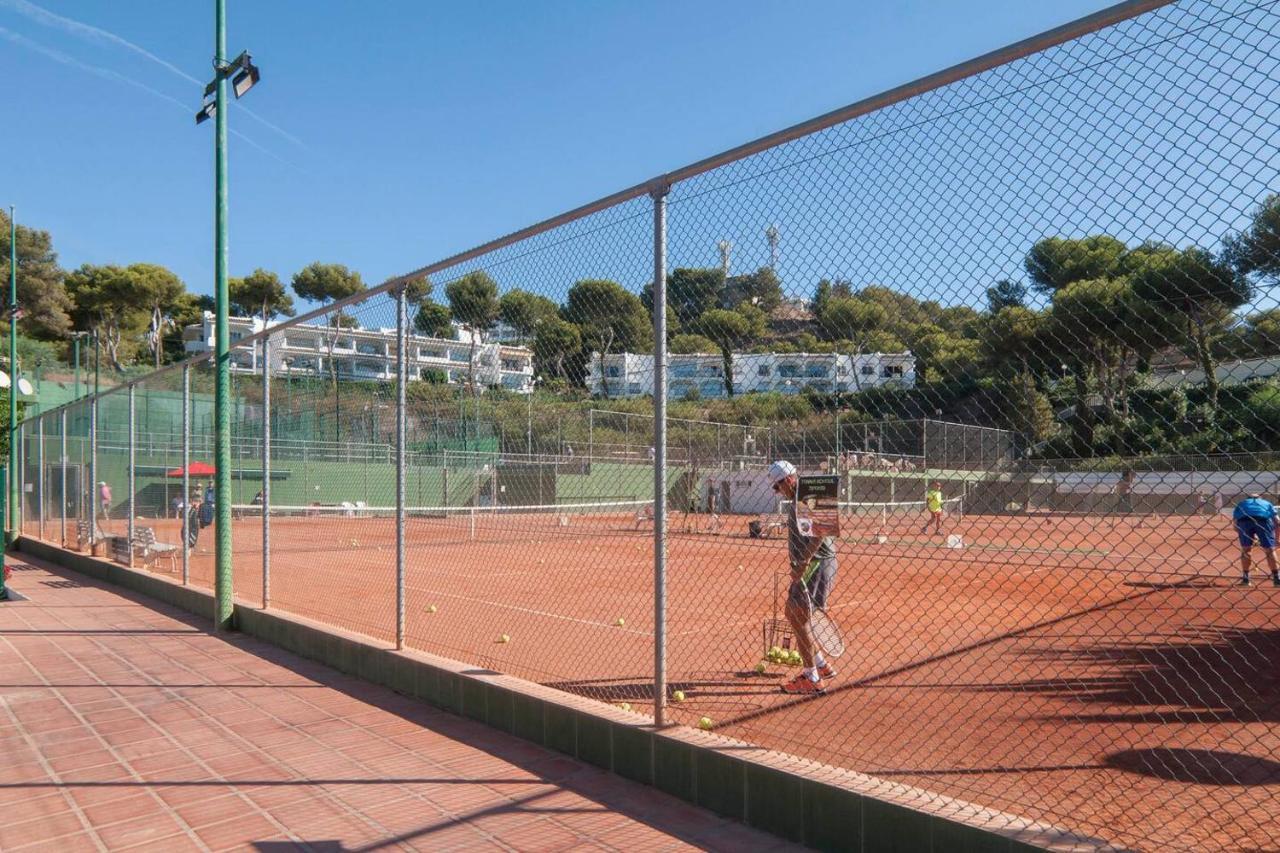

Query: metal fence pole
left=17, top=424, right=25, bottom=534
left=128, top=385, right=136, bottom=563
left=395, top=286, right=407, bottom=650
left=651, top=182, right=669, bottom=724
left=182, top=366, right=190, bottom=585
left=262, top=338, right=271, bottom=608
left=60, top=409, right=67, bottom=546
left=37, top=417, right=45, bottom=540
left=90, top=396, right=97, bottom=545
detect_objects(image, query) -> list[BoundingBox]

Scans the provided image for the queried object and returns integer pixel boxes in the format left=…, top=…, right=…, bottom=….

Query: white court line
left=405, top=583, right=654, bottom=637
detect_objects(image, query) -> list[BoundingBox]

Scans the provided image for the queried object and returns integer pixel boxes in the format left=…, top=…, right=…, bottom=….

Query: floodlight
left=16, top=378, right=33, bottom=396
left=0, top=371, right=8, bottom=389
left=196, top=100, right=217, bottom=125
left=232, top=55, right=260, bottom=99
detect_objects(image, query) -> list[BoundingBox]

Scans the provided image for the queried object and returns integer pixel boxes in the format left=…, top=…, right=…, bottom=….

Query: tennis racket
left=801, top=576, right=845, bottom=658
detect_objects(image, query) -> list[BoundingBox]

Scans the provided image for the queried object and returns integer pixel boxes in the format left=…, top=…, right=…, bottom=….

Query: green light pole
left=196, top=1, right=259, bottom=631
left=8, top=205, right=17, bottom=546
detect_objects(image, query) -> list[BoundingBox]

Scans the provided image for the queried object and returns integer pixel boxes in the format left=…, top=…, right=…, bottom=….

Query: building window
left=605, top=366, right=622, bottom=378
left=779, top=364, right=800, bottom=378
left=882, top=365, right=904, bottom=377
left=861, top=365, right=874, bottom=376
left=805, top=365, right=826, bottom=378
left=285, top=336, right=311, bottom=350
left=356, top=342, right=383, bottom=356
left=628, top=383, right=642, bottom=395
left=757, top=365, right=771, bottom=377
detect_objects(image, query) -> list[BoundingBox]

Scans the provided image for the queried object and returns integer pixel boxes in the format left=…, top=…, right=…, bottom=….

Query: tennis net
left=839, top=496, right=964, bottom=535
left=230, top=498, right=654, bottom=545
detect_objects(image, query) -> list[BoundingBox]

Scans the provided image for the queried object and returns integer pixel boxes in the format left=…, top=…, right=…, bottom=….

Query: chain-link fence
left=14, top=2, right=1280, bottom=849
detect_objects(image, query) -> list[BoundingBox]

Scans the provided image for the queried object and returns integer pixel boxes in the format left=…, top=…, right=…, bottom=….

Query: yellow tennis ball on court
left=672, top=690, right=685, bottom=702
left=426, top=605, right=437, bottom=613
left=698, top=716, right=713, bottom=731
left=619, top=702, right=632, bottom=712
left=498, top=634, right=510, bottom=644
left=755, top=661, right=768, bottom=674
left=615, top=617, right=625, bottom=627
left=737, top=564, right=744, bottom=570
left=350, top=538, right=358, bottom=547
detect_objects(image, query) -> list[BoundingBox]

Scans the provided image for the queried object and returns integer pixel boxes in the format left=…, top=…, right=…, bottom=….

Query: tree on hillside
left=125, top=263, right=188, bottom=370
left=664, top=268, right=724, bottom=328
left=230, top=268, right=294, bottom=324
left=669, top=333, right=717, bottom=354
left=563, top=279, right=648, bottom=399
left=499, top=289, right=558, bottom=343
left=722, top=267, right=783, bottom=312
left=696, top=309, right=753, bottom=397
left=532, top=318, right=582, bottom=381
left=1025, top=235, right=1127, bottom=293
left=65, top=264, right=148, bottom=371
left=445, top=272, right=500, bottom=392
left=0, top=210, right=73, bottom=340
left=1128, top=245, right=1250, bottom=409
left=291, top=262, right=366, bottom=414
left=985, top=279, right=1027, bottom=313
left=1225, top=192, right=1280, bottom=281
left=413, top=300, right=453, bottom=338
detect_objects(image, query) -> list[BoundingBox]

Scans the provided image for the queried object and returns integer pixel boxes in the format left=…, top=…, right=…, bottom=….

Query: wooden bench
left=133, top=527, right=178, bottom=574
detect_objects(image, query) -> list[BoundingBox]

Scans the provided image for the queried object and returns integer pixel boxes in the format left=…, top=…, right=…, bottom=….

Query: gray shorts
left=789, top=556, right=837, bottom=613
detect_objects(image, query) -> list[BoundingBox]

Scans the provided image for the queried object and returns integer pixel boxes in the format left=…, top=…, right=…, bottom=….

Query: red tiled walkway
left=0, top=556, right=795, bottom=852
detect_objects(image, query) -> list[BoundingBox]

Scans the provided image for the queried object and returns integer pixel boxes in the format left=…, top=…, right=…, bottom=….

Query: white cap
left=768, top=460, right=797, bottom=485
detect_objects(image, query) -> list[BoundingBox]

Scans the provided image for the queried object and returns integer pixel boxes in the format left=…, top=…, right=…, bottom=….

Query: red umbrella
left=165, top=462, right=217, bottom=478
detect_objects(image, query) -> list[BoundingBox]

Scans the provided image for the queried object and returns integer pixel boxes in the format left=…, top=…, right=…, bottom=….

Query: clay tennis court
left=84, top=506, right=1280, bottom=851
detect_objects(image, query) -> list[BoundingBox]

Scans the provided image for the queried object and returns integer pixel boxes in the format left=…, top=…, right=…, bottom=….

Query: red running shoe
left=818, top=663, right=837, bottom=679
left=781, top=674, right=826, bottom=695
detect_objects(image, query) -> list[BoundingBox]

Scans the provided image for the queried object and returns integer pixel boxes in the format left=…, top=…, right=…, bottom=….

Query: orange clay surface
left=44, top=508, right=1280, bottom=852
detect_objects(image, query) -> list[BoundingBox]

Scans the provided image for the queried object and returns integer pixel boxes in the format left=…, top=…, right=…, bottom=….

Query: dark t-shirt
left=787, top=500, right=835, bottom=569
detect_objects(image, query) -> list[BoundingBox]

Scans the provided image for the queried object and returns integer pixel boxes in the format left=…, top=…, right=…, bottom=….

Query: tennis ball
left=672, top=690, right=685, bottom=702
left=769, top=646, right=783, bottom=659
left=426, top=604, right=437, bottom=613
left=737, top=564, right=744, bottom=570
left=498, top=634, right=510, bottom=644
left=789, top=651, right=803, bottom=666
left=698, top=716, right=713, bottom=731
left=619, top=702, right=632, bottom=712
left=615, top=617, right=626, bottom=627
left=755, top=661, right=768, bottom=674
left=350, top=538, right=358, bottom=547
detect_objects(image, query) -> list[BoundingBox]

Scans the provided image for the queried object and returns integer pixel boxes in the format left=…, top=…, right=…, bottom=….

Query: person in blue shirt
left=1232, top=494, right=1279, bottom=587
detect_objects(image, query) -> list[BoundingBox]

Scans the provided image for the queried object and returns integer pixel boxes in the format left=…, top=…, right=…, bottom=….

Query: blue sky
left=1, top=0, right=1128, bottom=307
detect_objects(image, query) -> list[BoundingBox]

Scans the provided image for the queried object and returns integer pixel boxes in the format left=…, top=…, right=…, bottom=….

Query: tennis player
left=922, top=480, right=944, bottom=535
left=1233, top=494, right=1280, bottom=587
left=770, top=460, right=838, bottom=695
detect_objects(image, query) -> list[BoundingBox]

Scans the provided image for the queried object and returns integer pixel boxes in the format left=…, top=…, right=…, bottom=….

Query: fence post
left=651, top=181, right=669, bottom=724
left=395, top=285, right=407, bottom=650
left=128, top=385, right=136, bottom=564
left=37, top=416, right=44, bottom=540
left=90, top=394, right=98, bottom=545
left=262, top=338, right=271, bottom=608
left=60, top=409, right=67, bottom=546
left=182, top=366, right=190, bottom=585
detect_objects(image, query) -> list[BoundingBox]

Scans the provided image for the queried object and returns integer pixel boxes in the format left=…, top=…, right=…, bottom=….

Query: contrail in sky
left=0, top=26, right=303, bottom=172
left=0, top=0, right=305, bottom=148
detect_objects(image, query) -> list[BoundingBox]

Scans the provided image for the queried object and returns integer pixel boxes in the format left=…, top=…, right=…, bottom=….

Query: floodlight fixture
left=16, top=378, right=33, bottom=396
left=232, top=54, right=260, bottom=99
left=196, top=100, right=217, bottom=125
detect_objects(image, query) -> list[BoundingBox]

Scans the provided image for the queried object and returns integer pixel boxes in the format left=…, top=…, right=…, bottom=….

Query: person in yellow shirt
left=922, top=480, right=944, bottom=535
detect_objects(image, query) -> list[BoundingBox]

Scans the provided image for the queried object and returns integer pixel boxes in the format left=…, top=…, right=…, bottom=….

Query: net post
left=182, top=365, right=190, bottom=585
left=262, top=337, right=271, bottom=608
left=60, top=409, right=67, bottom=546
left=650, top=180, right=670, bottom=725
left=37, top=416, right=44, bottom=540
left=395, top=284, right=407, bottom=650
left=470, top=505, right=476, bottom=541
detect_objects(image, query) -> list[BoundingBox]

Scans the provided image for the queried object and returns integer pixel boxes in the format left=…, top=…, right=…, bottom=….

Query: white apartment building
left=183, top=313, right=535, bottom=393
left=586, top=350, right=915, bottom=399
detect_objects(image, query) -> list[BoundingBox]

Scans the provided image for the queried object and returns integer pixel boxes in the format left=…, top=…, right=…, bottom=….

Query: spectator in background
left=98, top=481, right=112, bottom=521
left=1232, top=493, right=1280, bottom=587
